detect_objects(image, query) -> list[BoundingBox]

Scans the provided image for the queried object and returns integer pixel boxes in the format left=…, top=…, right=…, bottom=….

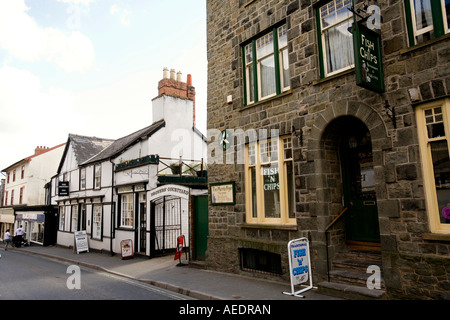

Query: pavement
left=1, top=243, right=341, bottom=301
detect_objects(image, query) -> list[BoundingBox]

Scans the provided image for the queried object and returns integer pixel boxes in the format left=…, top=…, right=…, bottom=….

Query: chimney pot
left=187, top=74, right=192, bottom=86
left=170, top=69, right=176, bottom=80
left=177, top=71, right=182, bottom=82
left=163, top=67, right=169, bottom=79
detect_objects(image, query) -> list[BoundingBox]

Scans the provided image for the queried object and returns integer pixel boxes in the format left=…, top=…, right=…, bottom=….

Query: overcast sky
left=0, top=0, right=207, bottom=173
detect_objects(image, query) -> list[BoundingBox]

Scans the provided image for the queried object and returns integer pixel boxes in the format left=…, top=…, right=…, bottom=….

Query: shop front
left=0, top=207, right=15, bottom=240
left=14, top=206, right=58, bottom=246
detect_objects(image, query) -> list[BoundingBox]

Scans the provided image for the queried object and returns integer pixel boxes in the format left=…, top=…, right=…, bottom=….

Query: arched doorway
left=339, top=118, right=380, bottom=243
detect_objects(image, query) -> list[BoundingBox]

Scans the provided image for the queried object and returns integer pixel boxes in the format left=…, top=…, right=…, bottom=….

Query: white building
left=0, top=144, right=65, bottom=245
left=51, top=70, right=208, bottom=257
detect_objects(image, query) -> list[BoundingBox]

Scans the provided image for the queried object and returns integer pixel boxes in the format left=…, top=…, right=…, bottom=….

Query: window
left=92, top=204, right=102, bottom=240
left=80, top=168, right=86, bottom=190
left=240, top=248, right=282, bottom=275
left=242, top=23, right=290, bottom=105
left=317, top=0, right=354, bottom=77
left=71, top=205, right=78, bottom=232
left=94, top=164, right=101, bottom=189
left=10, top=189, right=14, bottom=205
left=245, top=136, right=295, bottom=225
left=416, top=98, right=450, bottom=234
left=21, top=166, right=25, bottom=179
left=19, top=187, right=24, bottom=205
left=59, top=206, right=66, bottom=231
left=120, top=193, right=134, bottom=227
left=4, top=191, right=8, bottom=206
left=13, top=169, right=16, bottom=182
left=405, top=0, right=450, bottom=45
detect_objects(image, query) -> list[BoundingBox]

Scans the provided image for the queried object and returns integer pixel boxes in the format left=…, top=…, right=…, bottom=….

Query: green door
left=341, top=130, right=380, bottom=243
left=193, top=195, right=209, bottom=260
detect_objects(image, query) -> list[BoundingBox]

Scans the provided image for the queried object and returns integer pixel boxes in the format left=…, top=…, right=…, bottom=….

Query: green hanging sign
left=353, top=21, right=385, bottom=93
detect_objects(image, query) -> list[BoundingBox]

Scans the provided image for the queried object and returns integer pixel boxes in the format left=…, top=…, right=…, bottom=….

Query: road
left=0, top=249, right=194, bottom=300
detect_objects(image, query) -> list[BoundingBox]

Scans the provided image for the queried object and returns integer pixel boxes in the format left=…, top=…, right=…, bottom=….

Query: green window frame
left=404, top=0, right=450, bottom=46
left=316, top=0, right=355, bottom=78
left=242, top=23, right=290, bottom=106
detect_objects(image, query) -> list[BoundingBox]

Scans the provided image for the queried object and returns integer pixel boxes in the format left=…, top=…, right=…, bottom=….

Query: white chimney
left=170, top=69, right=176, bottom=80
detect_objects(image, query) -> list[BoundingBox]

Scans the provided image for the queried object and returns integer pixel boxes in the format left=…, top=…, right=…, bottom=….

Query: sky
left=0, top=0, right=207, bottom=173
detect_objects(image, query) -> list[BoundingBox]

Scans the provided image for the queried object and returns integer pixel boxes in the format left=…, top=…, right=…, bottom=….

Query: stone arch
left=302, top=102, right=391, bottom=259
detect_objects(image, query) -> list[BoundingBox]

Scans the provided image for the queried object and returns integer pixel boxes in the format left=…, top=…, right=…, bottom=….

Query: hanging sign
left=283, top=238, right=314, bottom=298
left=58, top=181, right=69, bottom=196
left=120, top=239, right=134, bottom=259
left=353, top=21, right=385, bottom=93
left=74, top=231, right=89, bottom=254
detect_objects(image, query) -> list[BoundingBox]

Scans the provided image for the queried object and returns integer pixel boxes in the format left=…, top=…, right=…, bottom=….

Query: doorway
left=193, top=195, right=208, bottom=261
left=339, top=120, right=380, bottom=243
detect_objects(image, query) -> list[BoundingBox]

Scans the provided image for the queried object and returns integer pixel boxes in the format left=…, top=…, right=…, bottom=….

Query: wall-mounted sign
left=353, top=21, right=385, bottom=93
left=210, top=182, right=235, bottom=205
left=58, top=181, right=69, bottom=196
left=283, top=238, right=314, bottom=298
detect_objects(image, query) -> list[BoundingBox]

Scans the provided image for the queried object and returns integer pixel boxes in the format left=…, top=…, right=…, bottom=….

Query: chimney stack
left=156, top=68, right=196, bottom=126
left=35, top=146, right=49, bottom=155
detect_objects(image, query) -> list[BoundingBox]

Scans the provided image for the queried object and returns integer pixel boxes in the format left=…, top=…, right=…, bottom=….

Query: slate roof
left=81, top=119, right=165, bottom=166
left=57, top=134, right=114, bottom=174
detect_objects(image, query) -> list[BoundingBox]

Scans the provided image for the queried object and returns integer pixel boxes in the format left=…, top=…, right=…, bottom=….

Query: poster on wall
left=121, top=239, right=134, bottom=259
left=74, top=231, right=89, bottom=254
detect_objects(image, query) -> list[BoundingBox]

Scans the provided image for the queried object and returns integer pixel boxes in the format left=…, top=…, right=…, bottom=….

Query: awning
left=0, top=208, right=15, bottom=223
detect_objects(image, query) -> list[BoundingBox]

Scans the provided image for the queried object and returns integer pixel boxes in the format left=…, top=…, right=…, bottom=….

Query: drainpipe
left=110, top=159, right=115, bottom=256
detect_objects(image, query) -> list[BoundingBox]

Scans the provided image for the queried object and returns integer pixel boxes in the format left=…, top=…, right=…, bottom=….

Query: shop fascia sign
left=351, top=3, right=385, bottom=93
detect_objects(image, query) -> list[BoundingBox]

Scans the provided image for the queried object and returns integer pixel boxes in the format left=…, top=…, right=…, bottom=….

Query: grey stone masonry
left=206, top=0, right=450, bottom=299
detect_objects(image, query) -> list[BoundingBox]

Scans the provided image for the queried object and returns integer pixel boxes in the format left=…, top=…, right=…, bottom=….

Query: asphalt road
left=0, top=249, right=194, bottom=300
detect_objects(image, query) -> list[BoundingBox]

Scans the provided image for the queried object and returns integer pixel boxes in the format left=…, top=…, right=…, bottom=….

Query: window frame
left=80, top=167, right=86, bottom=190
left=244, top=135, right=295, bottom=225
left=120, top=193, right=134, bottom=228
left=92, top=204, right=103, bottom=240
left=416, top=98, right=450, bottom=234
left=404, top=0, right=449, bottom=46
left=242, top=22, right=291, bottom=106
left=316, top=0, right=355, bottom=78
left=94, top=164, right=101, bottom=190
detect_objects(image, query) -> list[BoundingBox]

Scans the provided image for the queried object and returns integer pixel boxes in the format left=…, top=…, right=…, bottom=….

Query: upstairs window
left=317, top=0, right=355, bottom=77
left=405, top=0, right=450, bottom=45
left=242, top=23, right=290, bottom=106
left=94, top=164, right=101, bottom=189
left=80, top=167, right=86, bottom=190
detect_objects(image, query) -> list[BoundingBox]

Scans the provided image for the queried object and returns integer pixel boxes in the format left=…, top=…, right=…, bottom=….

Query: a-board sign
left=283, top=238, right=314, bottom=298
left=121, top=239, right=134, bottom=259
left=74, top=231, right=89, bottom=254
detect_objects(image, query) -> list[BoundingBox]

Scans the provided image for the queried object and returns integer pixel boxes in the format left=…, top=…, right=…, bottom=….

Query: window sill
left=312, top=68, right=355, bottom=86
left=422, top=233, right=450, bottom=242
left=400, top=33, right=450, bottom=55
left=240, top=90, right=293, bottom=112
left=240, top=223, right=298, bottom=231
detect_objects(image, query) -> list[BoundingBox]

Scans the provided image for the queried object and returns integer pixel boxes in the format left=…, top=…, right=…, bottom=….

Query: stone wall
left=206, top=0, right=450, bottom=299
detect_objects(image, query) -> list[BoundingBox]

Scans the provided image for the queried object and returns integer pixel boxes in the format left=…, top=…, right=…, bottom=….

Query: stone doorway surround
left=300, top=101, right=395, bottom=281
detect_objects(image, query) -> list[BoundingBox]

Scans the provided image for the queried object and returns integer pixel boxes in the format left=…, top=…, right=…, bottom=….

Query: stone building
left=206, top=0, right=450, bottom=299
